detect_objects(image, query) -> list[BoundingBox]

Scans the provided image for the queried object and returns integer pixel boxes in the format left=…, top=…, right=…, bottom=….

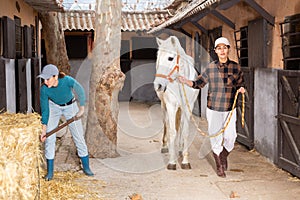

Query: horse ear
left=171, top=36, right=176, bottom=45
left=156, top=37, right=162, bottom=46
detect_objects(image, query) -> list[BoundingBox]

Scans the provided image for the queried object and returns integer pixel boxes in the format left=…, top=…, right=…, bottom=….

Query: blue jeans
left=45, top=101, right=88, bottom=159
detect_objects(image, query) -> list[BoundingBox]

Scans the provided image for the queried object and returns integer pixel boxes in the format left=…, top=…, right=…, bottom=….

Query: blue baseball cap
left=37, top=64, right=59, bottom=79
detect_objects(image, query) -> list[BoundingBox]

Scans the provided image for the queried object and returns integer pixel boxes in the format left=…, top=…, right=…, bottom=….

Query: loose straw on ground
left=40, top=171, right=105, bottom=199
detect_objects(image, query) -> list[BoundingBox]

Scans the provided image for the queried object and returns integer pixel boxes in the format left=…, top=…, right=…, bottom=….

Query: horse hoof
left=181, top=163, right=191, bottom=169
left=167, top=164, right=176, bottom=170
left=161, top=148, right=169, bottom=154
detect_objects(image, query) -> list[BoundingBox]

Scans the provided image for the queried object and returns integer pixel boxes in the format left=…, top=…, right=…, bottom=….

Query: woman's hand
left=238, top=87, right=246, bottom=94
left=178, top=76, right=186, bottom=84
left=76, top=106, right=85, bottom=118
left=40, top=125, right=47, bottom=142
left=178, top=76, right=193, bottom=87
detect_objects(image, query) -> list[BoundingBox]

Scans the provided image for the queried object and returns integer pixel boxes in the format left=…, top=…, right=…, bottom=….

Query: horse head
left=154, top=36, right=193, bottom=93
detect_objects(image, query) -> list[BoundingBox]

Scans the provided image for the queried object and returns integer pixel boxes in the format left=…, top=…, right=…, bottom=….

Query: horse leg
left=160, top=100, right=169, bottom=153
left=180, top=114, right=192, bottom=170
left=166, top=104, right=178, bottom=170
left=161, top=121, right=169, bottom=153
left=176, top=108, right=183, bottom=157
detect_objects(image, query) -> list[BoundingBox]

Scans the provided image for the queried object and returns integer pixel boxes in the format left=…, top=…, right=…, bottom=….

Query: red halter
left=155, top=54, right=180, bottom=82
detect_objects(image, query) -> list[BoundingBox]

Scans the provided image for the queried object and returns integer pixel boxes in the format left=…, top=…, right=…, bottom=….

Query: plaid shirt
left=192, top=59, right=244, bottom=111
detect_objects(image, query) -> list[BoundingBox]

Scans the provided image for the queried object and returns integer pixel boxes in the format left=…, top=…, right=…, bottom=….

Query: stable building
left=149, top=0, right=300, bottom=178
left=0, top=0, right=63, bottom=113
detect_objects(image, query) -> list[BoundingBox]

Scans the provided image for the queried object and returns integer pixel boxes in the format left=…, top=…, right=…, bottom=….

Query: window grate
left=280, top=13, right=300, bottom=70
left=234, top=26, right=248, bottom=67
left=31, top=25, right=36, bottom=57
left=14, top=16, right=22, bottom=59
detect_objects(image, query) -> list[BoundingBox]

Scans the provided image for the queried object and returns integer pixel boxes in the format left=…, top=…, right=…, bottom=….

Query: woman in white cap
left=38, top=64, right=94, bottom=181
left=178, top=37, right=245, bottom=177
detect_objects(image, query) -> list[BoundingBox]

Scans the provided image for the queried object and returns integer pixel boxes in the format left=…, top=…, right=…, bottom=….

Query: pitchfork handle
left=45, top=116, right=79, bottom=138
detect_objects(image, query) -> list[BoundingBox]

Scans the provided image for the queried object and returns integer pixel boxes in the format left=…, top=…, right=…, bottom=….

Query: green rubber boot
left=45, top=159, right=54, bottom=181
left=80, top=155, right=94, bottom=176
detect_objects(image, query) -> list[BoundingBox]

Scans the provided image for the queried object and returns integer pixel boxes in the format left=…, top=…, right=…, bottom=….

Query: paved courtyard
left=53, top=101, right=300, bottom=200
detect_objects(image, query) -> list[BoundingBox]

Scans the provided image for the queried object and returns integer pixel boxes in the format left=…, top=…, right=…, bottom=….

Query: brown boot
left=213, top=153, right=226, bottom=177
left=220, top=148, right=229, bottom=171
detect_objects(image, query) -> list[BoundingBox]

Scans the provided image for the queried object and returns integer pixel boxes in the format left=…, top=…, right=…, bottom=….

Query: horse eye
left=168, top=57, right=174, bottom=61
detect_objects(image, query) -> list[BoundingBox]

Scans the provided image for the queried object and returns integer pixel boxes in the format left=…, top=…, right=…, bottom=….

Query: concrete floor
left=54, top=101, right=300, bottom=200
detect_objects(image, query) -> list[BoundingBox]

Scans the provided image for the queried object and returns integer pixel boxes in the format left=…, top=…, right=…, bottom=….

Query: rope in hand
left=181, top=82, right=245, bottom=138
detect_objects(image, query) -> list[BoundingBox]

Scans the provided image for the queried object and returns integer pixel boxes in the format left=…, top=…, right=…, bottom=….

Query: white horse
left=154, top=36, right=199, bottom=170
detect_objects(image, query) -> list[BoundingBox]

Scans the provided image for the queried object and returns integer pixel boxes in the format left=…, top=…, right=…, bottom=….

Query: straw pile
left=40, top=171, right=105, bottom=199
left=0, top=112, right=42, bottom=200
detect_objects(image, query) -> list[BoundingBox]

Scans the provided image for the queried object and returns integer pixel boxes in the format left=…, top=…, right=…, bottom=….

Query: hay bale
left=0, top=112, right=42, bottom=200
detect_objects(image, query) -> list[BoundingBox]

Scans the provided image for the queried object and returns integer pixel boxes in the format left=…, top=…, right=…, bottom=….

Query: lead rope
left=181, top=82, right=245, bottom=138
left=242, top=92, right=245, bottom=128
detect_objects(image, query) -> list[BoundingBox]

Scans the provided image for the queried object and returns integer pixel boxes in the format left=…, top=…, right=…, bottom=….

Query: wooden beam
left=173, top=16, right=193, bottom=29
left=218, top=0, right=241, bottom=10
left=191, top=22, right=208, bottom=35
left=179, top=28, right=192, bottom=38
left=211, top=10, right=235, bottom=29
left=173, top=20, right=188, bottom=29
left=174, top=9, right=210, bottom=29
left=243, top=0, right=275, bottom=25
left=191, top=9, right=210, bottom=23
left=151, top=28, right=173, bottom=36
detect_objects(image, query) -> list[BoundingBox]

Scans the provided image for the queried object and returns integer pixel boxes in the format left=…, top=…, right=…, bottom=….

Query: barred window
left=280, top=13, right=300, bottom=70
left=234, top=26, right=248, bottom=67
left=31, top=25, right=36, bottom=57
left=14, top=16, right=22, bottom=59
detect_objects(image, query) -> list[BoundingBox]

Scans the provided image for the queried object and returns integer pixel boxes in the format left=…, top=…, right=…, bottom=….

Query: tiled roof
left=148, top=0, right=219, bottom=33
left=59, top=12, right=95, bottom=31
left=121, top=11, right=171, bottom=31
left=59, top=11, right=170, bottom=32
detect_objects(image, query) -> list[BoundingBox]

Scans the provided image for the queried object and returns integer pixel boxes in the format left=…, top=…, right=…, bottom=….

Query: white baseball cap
left=37, top=64, right=59, bottom=79
left=214, top=37, right=230, bottom=48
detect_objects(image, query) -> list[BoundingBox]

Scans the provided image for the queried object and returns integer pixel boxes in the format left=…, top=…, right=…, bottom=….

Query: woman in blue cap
left=38, top=64, right=94, bottom=181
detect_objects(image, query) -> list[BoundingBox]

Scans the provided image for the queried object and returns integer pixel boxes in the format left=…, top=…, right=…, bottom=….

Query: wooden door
left=15, top=59, right=28, bottom=113
left=31, top=58, right=40, bottom=113
left=277, top=70, right=300, bottom=178
left=236, top=67, right=254, bottom=149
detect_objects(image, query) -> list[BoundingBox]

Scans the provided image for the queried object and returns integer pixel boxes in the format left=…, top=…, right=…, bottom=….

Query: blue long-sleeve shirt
left=40, top=76, right=86, bottom=125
